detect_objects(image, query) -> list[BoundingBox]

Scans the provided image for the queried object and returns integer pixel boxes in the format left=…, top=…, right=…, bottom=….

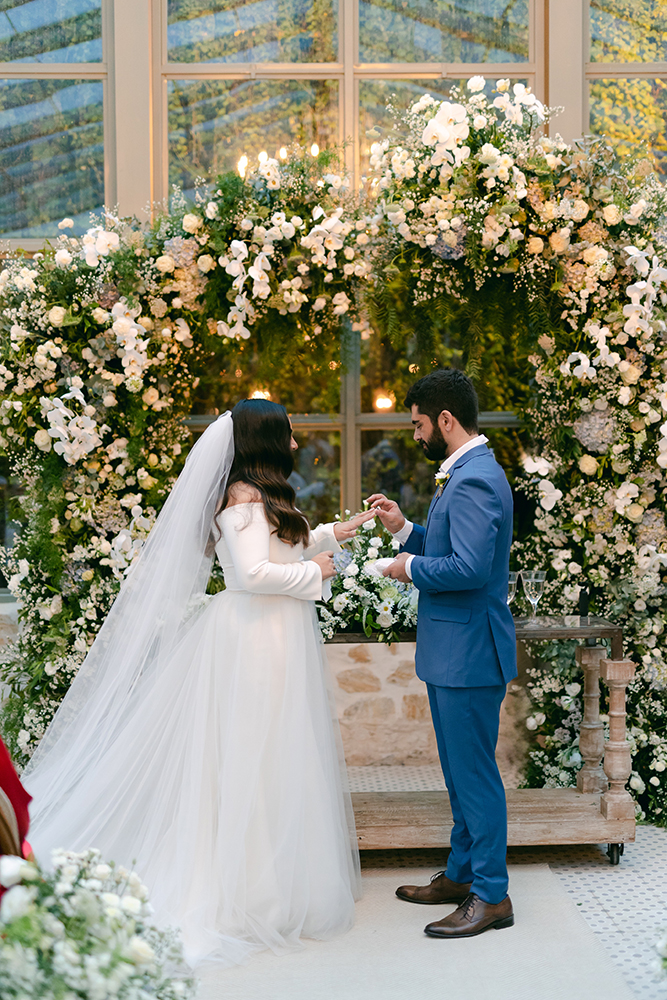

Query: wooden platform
left=352, top=788, right=636, bottom=850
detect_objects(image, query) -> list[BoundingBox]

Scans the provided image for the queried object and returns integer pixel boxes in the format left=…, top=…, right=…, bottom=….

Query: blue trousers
left=427, top=683, right=509, bottom=905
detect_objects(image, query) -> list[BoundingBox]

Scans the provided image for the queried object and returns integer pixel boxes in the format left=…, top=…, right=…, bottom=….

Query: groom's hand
left=366, top=494, right=406, bottom=534
left=382, top=552, right=411, bottom=584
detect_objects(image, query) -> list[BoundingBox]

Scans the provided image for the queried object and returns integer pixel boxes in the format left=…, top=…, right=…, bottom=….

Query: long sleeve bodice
left=216, top=503, right=340, bottom=601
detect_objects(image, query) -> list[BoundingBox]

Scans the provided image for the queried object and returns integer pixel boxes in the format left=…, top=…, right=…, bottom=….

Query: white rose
left=549, top=230, right=570, bottom=253
left=570, top=199, right=589, bottom=221
left=602, top=204, right=622, bottom=225
left=526, top=237, right=544, bottom=254
left=0, top=884, right=37, bottom=922
left=620, top=363, right=641, bottom=386
left=578, top=454, right=598, bottom=476
left=54, top=249, right=72, bottom=268
left=473, top=114, right=487, bottom=129
left=205, top=201, right=218, bottom=219
left=197, top=254, right=215, bottom=273
left=629, top=774, right=645, bottom=793
left=565, top=683, right=581, bottom=697
left=526, top=716, right=538, bottom=731
left=142, top=387, right=160, bottom=406
left=582, top=245, right=608, bottom=266
left=58, top=217, right=74, bottom=229
left=182, top=213, right=202, bottom=234
left=467, top=75, right=486, bottom=93
left=626, top=502, right=644, bottom=522
left=103, top=393, right=117, bottom=407
left=0, top=856, right=29, bottom=888
left=155, top=254, right=175, bottom=273
left=48, top=305, right=66, bottom=326
left=34, top=429, right=52, bottom=452
left=121, top=894, right=142, bottom=915
left=126, top=935, right=155, bottom=965
left=655, top=761, right=666, bottom=773
left=313, top=296, right=327, bottom=312
left=650, top=775, right=660, bottom=787
left=91, top=307, right=109, bottom=324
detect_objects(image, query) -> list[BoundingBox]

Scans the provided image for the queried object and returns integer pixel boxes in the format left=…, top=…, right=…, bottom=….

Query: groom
left=368, top=368, right=517, bottom=938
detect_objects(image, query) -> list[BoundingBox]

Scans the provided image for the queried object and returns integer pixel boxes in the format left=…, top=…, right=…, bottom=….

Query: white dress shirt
left=392, top=434, right=489, bottom=580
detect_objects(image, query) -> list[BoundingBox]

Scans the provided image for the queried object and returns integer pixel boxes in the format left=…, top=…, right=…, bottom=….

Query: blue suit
left=402, top=443, right=516, bottom=903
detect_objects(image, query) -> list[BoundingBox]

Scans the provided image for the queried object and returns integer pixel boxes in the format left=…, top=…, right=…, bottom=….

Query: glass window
left=361, top=429, right=434, bottom=523
left=167, top=0, right=337, bottom=63
left=589, top=78, right=667, bottom=175
left=358, top=0, right=529, bottom=64
left=168, top=78, right=338, bottom=196
left=0, top=77, right=104, bottom=237
left=190, top=344, right=341, bottom=416
left=0, top=0, right=102, bottom=63
left=590, top=0, right=667, bottom=64
left=291, top=430, right=341, bottom=525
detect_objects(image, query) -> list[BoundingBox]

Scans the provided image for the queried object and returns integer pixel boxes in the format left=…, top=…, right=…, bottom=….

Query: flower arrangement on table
left=0, top=848, right=194, bottom=1000
left=317, top=512, right=418, bottom=644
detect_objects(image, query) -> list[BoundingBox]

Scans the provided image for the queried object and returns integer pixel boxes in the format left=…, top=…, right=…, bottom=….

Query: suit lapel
left=424, top=444, right=491, bottom=536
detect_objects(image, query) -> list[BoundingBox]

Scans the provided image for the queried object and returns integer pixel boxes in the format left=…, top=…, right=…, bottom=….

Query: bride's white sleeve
left=221, top=503, right=324, bottom=600
left=303, top=522, right=342, bottom=558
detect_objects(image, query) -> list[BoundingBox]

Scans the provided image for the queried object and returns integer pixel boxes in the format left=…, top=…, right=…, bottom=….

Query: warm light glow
left=237, top=155, right=248, bottom=178
left=258, top=150, right=268, bottom=163
left=373, top=391, right=395, bottom=412
left=250, top=389, right=271, bottom=400
left=310, top=143, right=319, bottom=157
left=279, top=146, right=288, bottom=159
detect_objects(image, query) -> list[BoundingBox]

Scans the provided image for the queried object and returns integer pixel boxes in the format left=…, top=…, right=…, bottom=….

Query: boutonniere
left=434, top=472, right=450, bottom=498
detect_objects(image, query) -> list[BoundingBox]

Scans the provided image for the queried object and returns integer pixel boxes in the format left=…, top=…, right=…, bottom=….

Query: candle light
left=237, top=155, right=248, bottom=178
left=373, top=390, right=394, bottom=412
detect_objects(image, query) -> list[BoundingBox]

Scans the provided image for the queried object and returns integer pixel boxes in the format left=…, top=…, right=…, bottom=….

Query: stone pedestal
left=600, top=658, right=636, bottom=821
left=575, top=645, right=608, bottom=794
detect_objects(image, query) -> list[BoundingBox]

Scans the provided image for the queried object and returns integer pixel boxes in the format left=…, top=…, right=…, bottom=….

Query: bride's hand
left=333, top=509, right=377, bottom=542
left=311, top=550, right=337, bottom=580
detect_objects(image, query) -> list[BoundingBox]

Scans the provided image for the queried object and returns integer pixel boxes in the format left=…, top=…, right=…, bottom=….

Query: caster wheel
left=607, top=843, right=621, bottom=865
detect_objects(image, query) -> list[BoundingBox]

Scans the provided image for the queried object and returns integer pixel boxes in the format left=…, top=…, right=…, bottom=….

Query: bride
left=23, top=398, right=371, bottom=967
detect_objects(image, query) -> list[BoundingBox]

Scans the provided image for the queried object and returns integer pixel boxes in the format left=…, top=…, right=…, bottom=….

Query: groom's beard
left=420, top=424, right=448, bottom=462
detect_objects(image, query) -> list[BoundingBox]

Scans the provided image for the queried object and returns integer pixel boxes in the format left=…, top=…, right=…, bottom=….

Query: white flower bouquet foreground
left=317, top=514, right=418, bottom=643
left=0, top=849, right=194, bottom=1000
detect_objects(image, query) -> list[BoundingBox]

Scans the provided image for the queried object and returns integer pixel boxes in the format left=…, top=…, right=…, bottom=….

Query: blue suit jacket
left=402, top=443, right=517, bottom=688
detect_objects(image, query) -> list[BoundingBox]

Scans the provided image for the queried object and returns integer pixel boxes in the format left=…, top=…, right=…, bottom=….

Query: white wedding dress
left=25, top=499, right=360, bottom=968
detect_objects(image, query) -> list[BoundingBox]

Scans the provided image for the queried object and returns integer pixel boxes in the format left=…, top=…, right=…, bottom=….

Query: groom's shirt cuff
left=392, top=519, right=413, bottom=544
left=391, top=520, right=415, bottom=581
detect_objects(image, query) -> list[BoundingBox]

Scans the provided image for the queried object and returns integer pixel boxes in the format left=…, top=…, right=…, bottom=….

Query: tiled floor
left=349, top=766, right=667, bottom=999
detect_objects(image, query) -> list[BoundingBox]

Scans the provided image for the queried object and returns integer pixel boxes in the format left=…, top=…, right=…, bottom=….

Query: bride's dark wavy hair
left=221, top=398, right=309, bottom=546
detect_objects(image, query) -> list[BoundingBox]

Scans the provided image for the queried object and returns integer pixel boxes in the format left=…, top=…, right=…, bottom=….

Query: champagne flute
left=507, top=572, right=518, bottom=607
left=522, top=570, right=546, bottom=624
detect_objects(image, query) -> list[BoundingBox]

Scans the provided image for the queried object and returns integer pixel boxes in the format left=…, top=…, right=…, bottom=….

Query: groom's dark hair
left=404, top=368, right=479, bottom=433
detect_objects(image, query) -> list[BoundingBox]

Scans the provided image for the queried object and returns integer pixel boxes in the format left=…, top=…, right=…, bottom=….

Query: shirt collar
left=436, top=435, right=489, bottom=479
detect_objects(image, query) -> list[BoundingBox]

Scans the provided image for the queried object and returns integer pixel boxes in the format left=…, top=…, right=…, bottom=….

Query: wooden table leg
left=575, top=646, right=608, bottom=794
left=599, top=658, right=636, bottom=820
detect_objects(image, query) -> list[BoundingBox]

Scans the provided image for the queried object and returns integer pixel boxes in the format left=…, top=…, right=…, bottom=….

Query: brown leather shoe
left=396, top=871, right=472, bottom=905
left=424, top=893, right=514, bottom=938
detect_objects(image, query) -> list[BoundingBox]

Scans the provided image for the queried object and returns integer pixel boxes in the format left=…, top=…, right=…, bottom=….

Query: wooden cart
left=328, top=617, right=635, bottom=864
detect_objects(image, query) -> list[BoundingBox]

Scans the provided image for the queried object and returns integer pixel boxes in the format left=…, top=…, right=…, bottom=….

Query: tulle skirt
left=26, top=590, right=360, bottom=967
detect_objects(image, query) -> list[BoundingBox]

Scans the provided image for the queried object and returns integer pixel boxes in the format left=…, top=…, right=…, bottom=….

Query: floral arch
left=2, top=77, right=667, bottom=822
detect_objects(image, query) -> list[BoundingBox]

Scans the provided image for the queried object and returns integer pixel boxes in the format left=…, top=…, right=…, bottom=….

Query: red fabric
left=0, top=736, right=31, bottom=848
